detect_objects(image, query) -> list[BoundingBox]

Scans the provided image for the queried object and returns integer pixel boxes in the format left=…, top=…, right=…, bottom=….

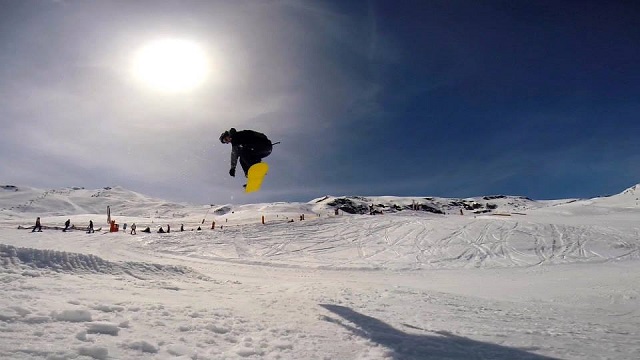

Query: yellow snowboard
left=245, top=162, right=269, bottom=193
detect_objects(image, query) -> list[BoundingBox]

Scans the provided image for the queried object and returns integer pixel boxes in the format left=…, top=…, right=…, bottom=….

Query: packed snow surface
left=1, top=185, right=639, bottom=359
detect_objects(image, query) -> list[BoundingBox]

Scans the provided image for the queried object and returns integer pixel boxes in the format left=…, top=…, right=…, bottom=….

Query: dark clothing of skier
left=220, top=128, right=272, bottom=177
left=63, top=219, right=71, bottom=232
left=87, top=220, right=94, bottom=234
left=32, top=217, right=42, bottom=232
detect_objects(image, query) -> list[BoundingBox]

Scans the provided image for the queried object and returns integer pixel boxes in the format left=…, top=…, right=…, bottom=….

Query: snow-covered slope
left=0, top=185, right=204, bottom=219
left=0, top=184, right=639, bottom=359
left=2, top=183, right=640, bottom=269
left=529, top=184, right=640, bottom=219
left=584, top=183, right=640, bottom=208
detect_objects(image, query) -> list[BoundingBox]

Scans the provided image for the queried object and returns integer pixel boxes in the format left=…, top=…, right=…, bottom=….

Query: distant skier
left=219, top=128, right=273, bottom=181
left=63, top=219, right=71, bottom=232
left=32, top=217, right=42, bottom=232
left=87, top=220, right=95, bottom=234
left=130, top=223, right=137, bottom=235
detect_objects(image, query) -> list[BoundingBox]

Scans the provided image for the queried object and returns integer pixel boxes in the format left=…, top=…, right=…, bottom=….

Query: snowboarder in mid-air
left=220, top=128, right=273, bottom=189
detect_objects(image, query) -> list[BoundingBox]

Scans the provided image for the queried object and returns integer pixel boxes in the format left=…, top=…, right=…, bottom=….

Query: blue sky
left=0, top=0, right=638, bottom=204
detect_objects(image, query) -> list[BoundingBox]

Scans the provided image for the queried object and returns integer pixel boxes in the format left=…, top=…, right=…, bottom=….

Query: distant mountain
left=310, top=194, right=549, bottom=215
left=2, top=183, right=638, bottom=219
left=620, top=184, right=640, bottom=196
left=0, top=185, right=204, bottom=219
left=579, top=183, right=640, bottom=208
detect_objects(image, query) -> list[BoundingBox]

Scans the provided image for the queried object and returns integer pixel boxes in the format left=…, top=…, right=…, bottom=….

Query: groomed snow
left=1, top=185, right=639, bottom=359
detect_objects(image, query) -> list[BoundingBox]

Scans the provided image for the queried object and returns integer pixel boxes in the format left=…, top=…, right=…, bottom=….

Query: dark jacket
left=230, top=130, right=272, bottom=169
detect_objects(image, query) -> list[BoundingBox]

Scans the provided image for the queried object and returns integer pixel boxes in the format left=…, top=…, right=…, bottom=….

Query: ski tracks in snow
left=56, top=213, right=640, bottom=271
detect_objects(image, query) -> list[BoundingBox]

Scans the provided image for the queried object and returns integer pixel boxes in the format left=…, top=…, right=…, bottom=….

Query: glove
left=229, top=168, right=236, bottom=177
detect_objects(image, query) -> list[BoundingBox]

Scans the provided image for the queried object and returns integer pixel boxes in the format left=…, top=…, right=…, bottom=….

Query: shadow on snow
left=319, top=304, right=559, bottom=360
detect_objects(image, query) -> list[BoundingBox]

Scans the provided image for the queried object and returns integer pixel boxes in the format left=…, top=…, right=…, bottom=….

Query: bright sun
left=132, top=38, right=209, bottom=93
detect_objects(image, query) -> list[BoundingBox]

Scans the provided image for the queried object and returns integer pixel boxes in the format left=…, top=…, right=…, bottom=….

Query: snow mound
left=214, top=205, right=232, bottom=215
left=0, top=243, right=206, bottom=279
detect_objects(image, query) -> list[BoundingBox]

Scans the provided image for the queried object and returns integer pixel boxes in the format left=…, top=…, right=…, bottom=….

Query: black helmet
left=219, top=128, right=237, bottom=143
left=219, top=131, right=230, bottom=143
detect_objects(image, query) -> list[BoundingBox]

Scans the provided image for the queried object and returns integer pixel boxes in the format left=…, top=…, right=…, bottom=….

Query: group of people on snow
left=30, top=218, right=195, bottom=235
left=32, top=217, right=95, bottom=233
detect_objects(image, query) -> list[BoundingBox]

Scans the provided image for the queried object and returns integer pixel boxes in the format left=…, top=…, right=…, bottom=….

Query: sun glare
left=132, top=38, right=209, bottom=93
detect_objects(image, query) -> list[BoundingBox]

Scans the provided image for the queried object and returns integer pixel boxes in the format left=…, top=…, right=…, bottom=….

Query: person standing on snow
left=32, top=217, right=42, bottom=232
left=219, top=128, right=273, bottom=181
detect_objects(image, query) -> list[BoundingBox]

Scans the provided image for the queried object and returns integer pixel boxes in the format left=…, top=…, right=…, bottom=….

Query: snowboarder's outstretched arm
left=229, top=144, right=240, bottom=176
